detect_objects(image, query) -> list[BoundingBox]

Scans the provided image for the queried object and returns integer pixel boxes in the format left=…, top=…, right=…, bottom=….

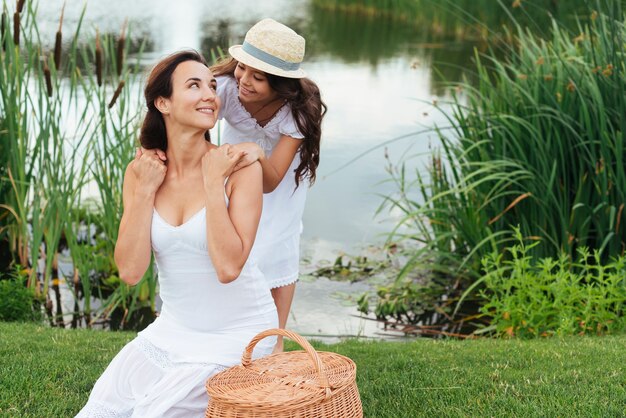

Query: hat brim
left=229, top=45, right=307, bottom=79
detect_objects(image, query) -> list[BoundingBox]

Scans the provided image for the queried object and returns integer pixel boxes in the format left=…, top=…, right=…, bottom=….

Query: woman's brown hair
left=211, top=58, right=327, bottom=188
left=140, top=50, right=211, bottom=151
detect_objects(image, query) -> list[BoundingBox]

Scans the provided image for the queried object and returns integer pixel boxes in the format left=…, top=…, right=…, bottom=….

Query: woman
left=143, top=20, right=326, bottom=353
left=76, top=50, right=277, bottom=417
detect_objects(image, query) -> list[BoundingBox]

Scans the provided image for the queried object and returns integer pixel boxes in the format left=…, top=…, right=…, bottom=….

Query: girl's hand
left=231, top=142, right=265, bottom=172
left=202, top=144, right=246, bottom=190
left=131, top=148, right=167, bottom=195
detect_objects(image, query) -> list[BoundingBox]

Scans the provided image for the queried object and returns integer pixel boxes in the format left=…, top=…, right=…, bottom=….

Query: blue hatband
left=241, top=41, right=301, bottom=71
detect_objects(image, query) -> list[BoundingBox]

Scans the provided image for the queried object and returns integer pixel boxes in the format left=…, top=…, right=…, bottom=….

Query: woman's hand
left=138, top=147, right=167, bottom=162
left=231, top=142, right=265, bottom=172
left=135, top=147, right=167, bottom=162
left=201, top=144, right=245, bottom=190
left=131, top=148, right=167, bottom=196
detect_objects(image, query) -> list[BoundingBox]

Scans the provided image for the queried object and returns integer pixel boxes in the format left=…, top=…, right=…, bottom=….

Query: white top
left=138, top=206, right=278, bottom=367
left=216, top=75, right=308, bottom=286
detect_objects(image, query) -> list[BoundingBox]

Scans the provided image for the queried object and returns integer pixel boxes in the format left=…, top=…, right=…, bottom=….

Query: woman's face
left=162, top=60, right=220, bottom=130
left=234, top=62, right=278, bottom=106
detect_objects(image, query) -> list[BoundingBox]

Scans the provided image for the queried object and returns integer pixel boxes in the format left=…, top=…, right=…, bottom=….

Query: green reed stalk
left=20, top=3, right=95, bottom=316
left=0, top=3, right=40, bottom=284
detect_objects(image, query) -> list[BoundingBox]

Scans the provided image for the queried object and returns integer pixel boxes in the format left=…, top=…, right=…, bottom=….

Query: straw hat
left=228, top=18, right=306, bottom=79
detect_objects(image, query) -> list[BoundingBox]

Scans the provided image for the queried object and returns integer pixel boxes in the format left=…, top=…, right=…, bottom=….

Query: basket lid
left=206, top=330, right=357, bottom=409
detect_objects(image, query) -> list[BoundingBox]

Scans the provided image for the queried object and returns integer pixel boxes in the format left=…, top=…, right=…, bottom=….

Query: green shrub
left=0, top=269, right=42, bottom=322
left=478, top=229, right=626, bottom=338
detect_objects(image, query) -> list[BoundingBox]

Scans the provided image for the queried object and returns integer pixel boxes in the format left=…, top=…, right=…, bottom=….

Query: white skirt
left=75, top=336, right=226, bottom=418
left=254, top=229, right=302, bottom=289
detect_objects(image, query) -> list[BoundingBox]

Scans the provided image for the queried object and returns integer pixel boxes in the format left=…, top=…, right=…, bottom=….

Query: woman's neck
left=165, top=126, right=213, bottom=178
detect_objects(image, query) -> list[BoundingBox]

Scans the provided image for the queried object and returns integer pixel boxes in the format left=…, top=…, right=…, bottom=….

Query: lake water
left=33, top=0, right=476, bottom=339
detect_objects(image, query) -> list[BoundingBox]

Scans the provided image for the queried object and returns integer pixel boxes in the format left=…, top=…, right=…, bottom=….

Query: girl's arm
left=233, top=135, right=301, bottom=193
left=202, top=146, right=262, bottom=283
left=114, top=151, right=166, bottom=285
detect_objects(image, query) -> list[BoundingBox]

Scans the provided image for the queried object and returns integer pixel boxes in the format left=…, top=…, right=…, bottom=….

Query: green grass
left=0, top=323, right=624, bottom=417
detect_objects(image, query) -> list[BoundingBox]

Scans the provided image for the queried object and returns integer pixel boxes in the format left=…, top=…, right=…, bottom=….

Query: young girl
left=76, top=51, right=277, bottom=417
left=211, top=18, right=326, bottom=352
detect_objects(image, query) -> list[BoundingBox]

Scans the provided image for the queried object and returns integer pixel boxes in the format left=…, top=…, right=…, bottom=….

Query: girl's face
left=234, top=62, right=278, bottom=105
left=161, top=60, right=220, bottom=131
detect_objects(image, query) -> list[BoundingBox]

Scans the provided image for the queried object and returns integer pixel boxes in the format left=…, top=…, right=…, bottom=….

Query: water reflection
left=306, top=7, right=480, bottom=94
left=306, top=7, right=421, bottom=66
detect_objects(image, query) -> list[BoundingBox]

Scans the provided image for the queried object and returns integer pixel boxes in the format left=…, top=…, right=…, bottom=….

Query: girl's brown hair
left=140, top=50, right=211, bottom=151
left=211, top=58, right=326, bottom=188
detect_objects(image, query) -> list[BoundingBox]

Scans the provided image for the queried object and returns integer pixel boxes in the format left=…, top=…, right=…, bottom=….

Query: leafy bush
left=0, top=268, right=42, bottom=322
left=478, top=229, right=626, bottom=338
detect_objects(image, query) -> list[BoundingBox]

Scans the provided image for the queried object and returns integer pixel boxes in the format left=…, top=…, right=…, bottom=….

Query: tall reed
left=83, top=29, right=155, bottom=330
left=378, top=3, right=626, bottom=323
left=0, top=0, right=44, bottom=284
left=0, top=0, right=151, bottom=329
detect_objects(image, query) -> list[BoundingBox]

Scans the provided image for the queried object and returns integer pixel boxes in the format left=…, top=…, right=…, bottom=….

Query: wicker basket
left=205, top=329, right=363, bottom=418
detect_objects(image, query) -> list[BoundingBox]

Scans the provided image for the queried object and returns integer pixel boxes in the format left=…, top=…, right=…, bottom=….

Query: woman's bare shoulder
left=123, top=160, right=137, bottom=183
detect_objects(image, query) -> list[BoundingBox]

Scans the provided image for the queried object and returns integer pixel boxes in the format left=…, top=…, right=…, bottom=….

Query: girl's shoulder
left=276, top=105, right=303, bottom=139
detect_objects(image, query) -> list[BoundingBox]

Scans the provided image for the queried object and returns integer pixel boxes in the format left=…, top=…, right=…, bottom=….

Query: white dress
left=217, top=75, right=308, bottom=288
left=76, top=207, right=278, bottom=418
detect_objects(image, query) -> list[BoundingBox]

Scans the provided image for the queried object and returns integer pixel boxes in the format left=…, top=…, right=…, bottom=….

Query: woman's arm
left=202, top=145, right=262, bottom=283
left=233, top=135, right=301, bottom=193
left=114, top=151, right=166, bottom=285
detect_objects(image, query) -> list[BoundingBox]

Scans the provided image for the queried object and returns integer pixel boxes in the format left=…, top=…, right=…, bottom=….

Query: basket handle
left=241, top=328, right=332, bottom=397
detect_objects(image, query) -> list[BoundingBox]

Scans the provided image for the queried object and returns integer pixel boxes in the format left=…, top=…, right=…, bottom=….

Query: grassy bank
left=0, top=323, right=624, bottom=417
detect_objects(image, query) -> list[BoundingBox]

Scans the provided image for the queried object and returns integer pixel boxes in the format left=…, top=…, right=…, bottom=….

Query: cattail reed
left=1, top=11, right=6, bottom=51
left=53, top=2, right=65, bottom=70
left=13, top=11, right=18, bottom=45
left=17, top=0, right=25, bottom=13
left=44, top=60, right=52, bottom=97
left=95, top=30, right=102, bottom=86
left=108, top=80, right=124, bottom=108
left=117, top=19, right=127, bottom=77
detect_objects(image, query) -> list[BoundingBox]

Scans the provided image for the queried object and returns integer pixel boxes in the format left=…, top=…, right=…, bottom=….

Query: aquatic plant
left=0, top=0, right=153, bottom=330
left=370, top=2, right=626, bottom=334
